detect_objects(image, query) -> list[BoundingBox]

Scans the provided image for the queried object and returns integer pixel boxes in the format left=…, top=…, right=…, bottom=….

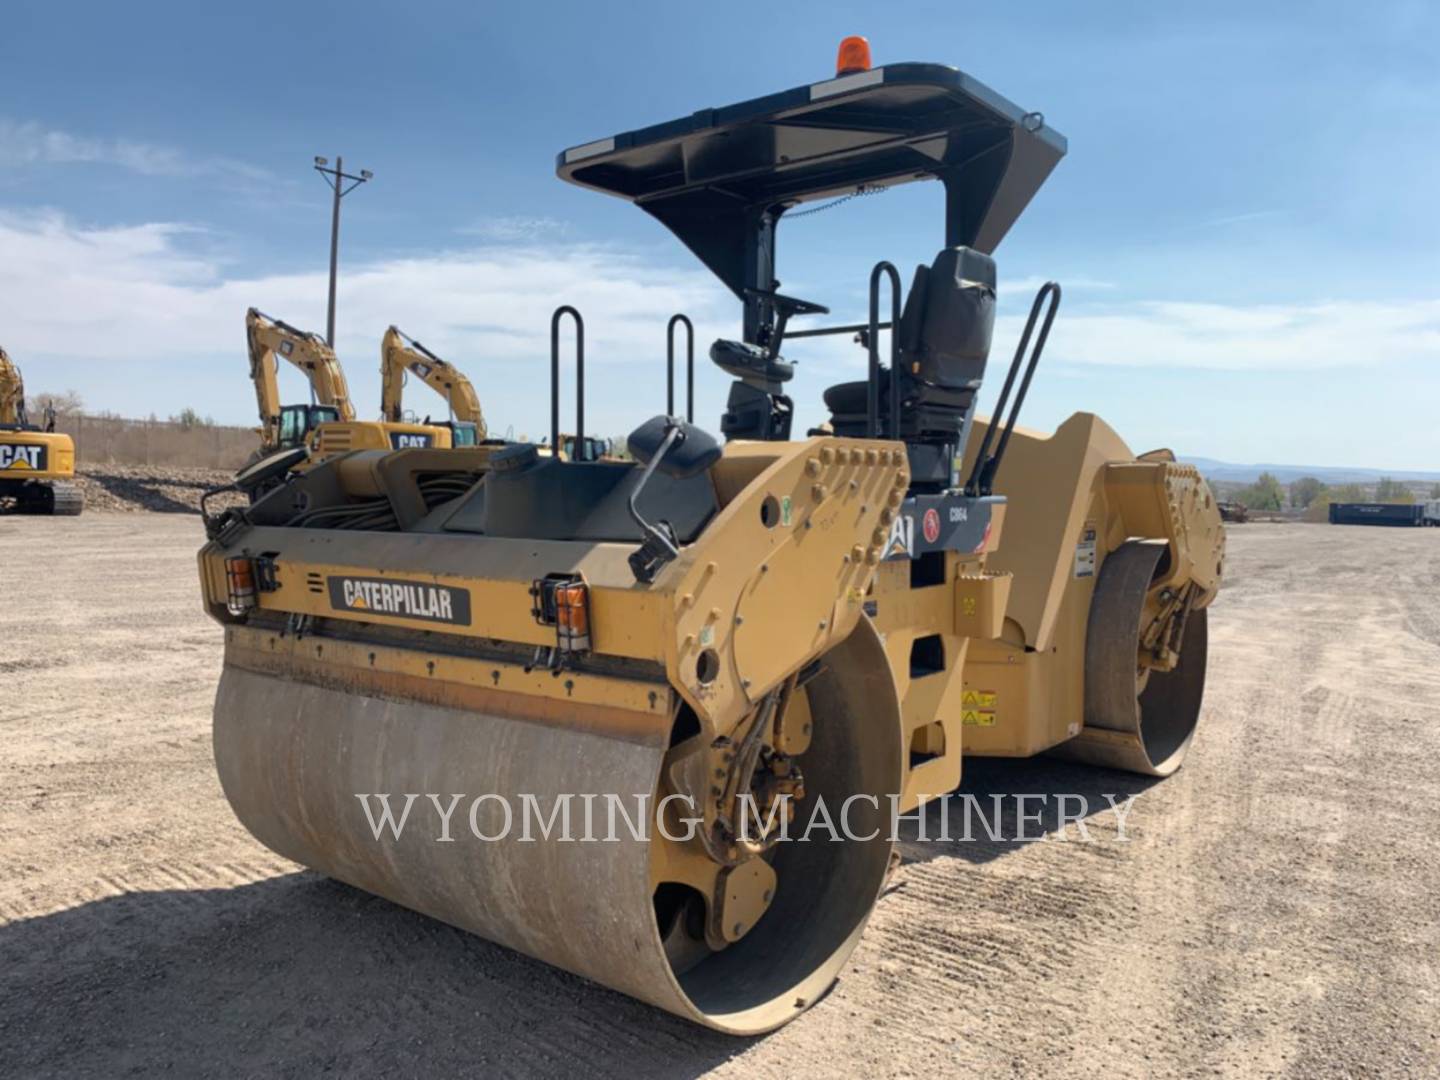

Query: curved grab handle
left=867, top=262, right=902, bottom=439
left=667, top=314, right=695, bottom=422
left=550, top=306, right=584, bottom=454
left=966, top=281, right=1062, bottom=496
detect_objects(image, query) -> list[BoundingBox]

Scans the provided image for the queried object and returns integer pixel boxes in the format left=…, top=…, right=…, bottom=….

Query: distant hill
left=1181, top=457, right=1440, bottom=486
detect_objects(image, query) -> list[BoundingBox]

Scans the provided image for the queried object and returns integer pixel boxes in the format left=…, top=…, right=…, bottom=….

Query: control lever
left=625, top=415, right=722, bottom=583
left=627, top=422, right=684, bottom=583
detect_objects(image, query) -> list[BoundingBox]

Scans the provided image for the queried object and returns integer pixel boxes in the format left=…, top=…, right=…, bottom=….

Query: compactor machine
left=380, top=326, right=486, bottom=447
left=247, top=309, right=450, bottom=459
left=0, top=347, right=83, bottom=515
left=199, top=40, right=1223, bottom=1033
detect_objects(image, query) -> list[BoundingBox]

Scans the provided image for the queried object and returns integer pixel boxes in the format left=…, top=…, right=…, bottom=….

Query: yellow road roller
left=198, top=39, right=1223, bottom=1033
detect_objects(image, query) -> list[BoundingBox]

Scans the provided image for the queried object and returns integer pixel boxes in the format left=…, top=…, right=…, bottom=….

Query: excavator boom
left=0, top=347, right=25, bottom=427
left=246, top=308, right=357, bottom=449
left=242, top=309, right=451, bottom=462
left=380, top=327, right=486, bottom=438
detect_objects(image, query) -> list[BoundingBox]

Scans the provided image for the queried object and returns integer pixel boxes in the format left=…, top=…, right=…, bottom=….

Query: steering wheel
left=742, top=287, right=830, bottom=318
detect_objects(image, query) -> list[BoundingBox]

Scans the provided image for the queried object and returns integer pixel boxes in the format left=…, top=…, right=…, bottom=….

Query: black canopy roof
left=556, top=62, right=1066, bottom=301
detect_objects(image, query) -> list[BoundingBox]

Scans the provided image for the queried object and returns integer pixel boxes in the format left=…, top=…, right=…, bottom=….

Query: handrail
left=550, top=306, right=584, bottom=454
left=867, top=262, right=902, bottom=439
left=666, top=314, right=694, bottom=422
left=965, top=282, right=1061, bottom=496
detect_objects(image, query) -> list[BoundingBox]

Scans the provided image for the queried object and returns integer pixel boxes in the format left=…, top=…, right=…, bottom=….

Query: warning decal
left=1074, top=523, right=1097, bottom=578
left=961, top=689, right=998, bottom=727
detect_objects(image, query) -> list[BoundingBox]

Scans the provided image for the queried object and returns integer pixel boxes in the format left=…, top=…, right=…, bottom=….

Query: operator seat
left=824, top=246, right=996, bottom=487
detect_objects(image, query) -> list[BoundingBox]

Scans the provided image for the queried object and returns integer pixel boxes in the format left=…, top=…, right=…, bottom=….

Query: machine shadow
left=0, top=873, right=752, bottom=1079
left=894, top=754, right=1164, bottom=866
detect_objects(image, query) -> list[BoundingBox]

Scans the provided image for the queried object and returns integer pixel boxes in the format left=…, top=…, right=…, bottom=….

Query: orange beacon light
left=836, top=36, right=872, bottom=76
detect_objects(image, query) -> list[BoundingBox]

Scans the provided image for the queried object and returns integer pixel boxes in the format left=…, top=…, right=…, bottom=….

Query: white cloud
left=0, top=119, right=269, bottom=180
left=0, top=209, right=736, bottom=434
left=458, top=216, right=571, bottom=242
left=3, top=207, right=1438, bottom=447
left=1025, top=297, right=1440, bottom=371
left=997, top=275, right=1115, bottom=298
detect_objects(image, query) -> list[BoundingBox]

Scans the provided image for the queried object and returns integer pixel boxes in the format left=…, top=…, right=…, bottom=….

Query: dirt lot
left=1, top=516, right=1437, bottom=1078
left=72, top=465, right=240, bottom=513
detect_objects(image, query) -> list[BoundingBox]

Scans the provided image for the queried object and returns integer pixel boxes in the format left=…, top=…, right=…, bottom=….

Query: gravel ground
left=73, top=465, right=239, bottom=513
left=0, top=516, right=1436, bottom=1078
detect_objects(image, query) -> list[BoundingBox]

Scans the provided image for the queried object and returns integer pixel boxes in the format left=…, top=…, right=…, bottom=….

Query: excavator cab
left=276, top=403, right=343, bottom=449
left=559, top=433, right=609, bottom=461
left=444, top=420, right=480, bottom=447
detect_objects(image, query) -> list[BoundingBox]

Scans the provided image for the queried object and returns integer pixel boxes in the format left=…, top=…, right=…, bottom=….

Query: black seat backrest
left=901, top=246, right=996, bottom=391
left=822, top=247, right=999, bottom=489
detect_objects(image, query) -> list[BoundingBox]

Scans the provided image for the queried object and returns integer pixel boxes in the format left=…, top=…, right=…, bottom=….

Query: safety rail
left=866, top=262, right=903, bottom=439
left=549, top=306, right=584, bottom=453
left=666, top=314, right=694, bottom=422
left=965, top=281, right=1061, bottom=496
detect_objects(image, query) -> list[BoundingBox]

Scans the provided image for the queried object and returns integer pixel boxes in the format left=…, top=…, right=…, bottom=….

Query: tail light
left=555, top=581, right=591, bottom=651
left=531, top=574, right=592, bottom=654
left=225, top=556, right=257, bottom=615
left=224, top=554, right=278, bottom=616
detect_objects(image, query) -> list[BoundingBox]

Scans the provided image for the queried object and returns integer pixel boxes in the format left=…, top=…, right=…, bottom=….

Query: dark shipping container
left=1328, top=502, right=1426, bottom=526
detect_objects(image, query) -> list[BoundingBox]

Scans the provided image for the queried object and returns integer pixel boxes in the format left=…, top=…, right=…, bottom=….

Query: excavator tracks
left=2, top=480, right=85, bottom=516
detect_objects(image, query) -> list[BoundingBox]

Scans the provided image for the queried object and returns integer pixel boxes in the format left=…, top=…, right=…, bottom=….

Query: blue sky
left=2, top=0, right=1437, bottom=468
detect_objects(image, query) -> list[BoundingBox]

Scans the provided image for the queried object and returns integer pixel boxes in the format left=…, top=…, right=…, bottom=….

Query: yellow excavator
left=0, top=347, right=83, bottom=515
left=200, top=39, right=1223, bottom=1034
left=380, top=326, right=485, bottom=447
left=247, top=309, right=450, bottom=459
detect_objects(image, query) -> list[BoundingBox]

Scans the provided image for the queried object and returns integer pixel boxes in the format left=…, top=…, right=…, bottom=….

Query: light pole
left=313, top=156, right=373, bottom=347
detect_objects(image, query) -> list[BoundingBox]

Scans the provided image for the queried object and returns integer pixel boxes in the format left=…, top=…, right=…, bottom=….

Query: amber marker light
left=836, top=35, right=872, bottom=75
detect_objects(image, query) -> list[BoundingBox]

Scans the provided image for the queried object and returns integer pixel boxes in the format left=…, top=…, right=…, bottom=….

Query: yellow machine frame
left=197, top=42, right=1225, bottom=1035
